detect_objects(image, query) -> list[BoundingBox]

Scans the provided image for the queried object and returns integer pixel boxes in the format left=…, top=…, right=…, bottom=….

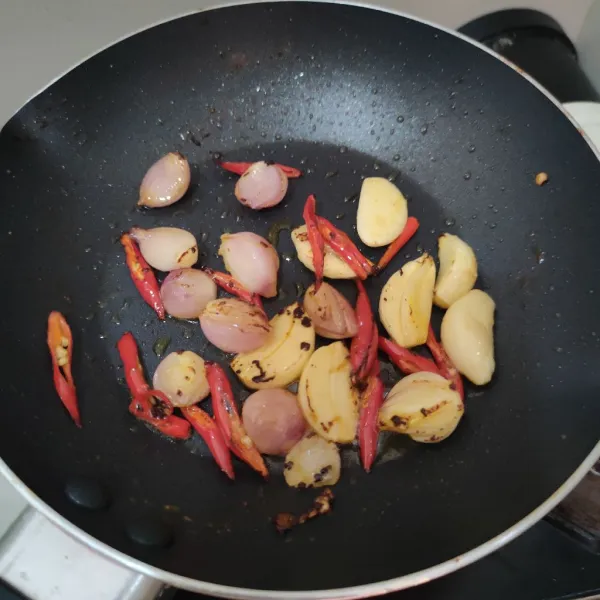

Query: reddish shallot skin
left=219, top=232, right=280, bottom=298
left=138, top=152, right=190, bottom=208
left=234, top=161, right=288, bottom=210
left=160, top=268, right=217, bottom=319
left=241, top=389, right=307, bottom=455
left=200, top=298, right=270, bottom=353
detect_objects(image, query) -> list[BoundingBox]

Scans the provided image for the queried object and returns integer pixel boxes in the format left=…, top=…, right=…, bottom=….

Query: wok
left=1, top=2, right=600, bottom=598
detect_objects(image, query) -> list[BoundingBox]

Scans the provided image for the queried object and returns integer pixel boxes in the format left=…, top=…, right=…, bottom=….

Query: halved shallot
left=241, top=389, right=307, bottom=455
left=200, top=298, right=270, bottom=353
left=160, top=268, right=217, bottom=319
left=138, top=152, right=190, bottom=208
left=218, top=232, right=279, bottom=298
left=284, top=433, right=341, bottom=488
left=130, top=227, right=198, bottom=272
left=153, top=351, right=210, bottom=407
left=234, top=161, right=288, bottom=210
left=303, top=282, right=358, bottom=339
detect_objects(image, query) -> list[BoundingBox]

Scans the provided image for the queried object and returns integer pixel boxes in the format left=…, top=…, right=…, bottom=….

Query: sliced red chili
left=426, top=325, right=464, bottom=400
left=120, top=233, right=165, bottom=320
left=373, top=216, right=420, bottom=274
left=302, top=194, right=325, bottom=291
left=182, top=405, right=235, bottom=479
left=47, top=311, right=81, bottom=427
left=218, top=161, right=302, bottom=178
left=205, top=362, right=268, bottom=478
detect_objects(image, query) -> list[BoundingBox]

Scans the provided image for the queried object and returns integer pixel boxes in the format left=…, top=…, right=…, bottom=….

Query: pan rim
left=2, top=1, right=600, bottom=598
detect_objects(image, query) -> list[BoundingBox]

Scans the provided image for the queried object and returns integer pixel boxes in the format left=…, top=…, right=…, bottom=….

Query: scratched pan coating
left=0, top=2, right=600, bottom=593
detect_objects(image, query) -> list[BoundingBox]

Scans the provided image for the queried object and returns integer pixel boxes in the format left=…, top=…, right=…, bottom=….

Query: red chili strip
left=302, top=194, right=325, bottom=291
left=47, top=311, right=81, bottom=427
left=218, top=161, right=302, bottom=178
left=205, top=362, right=268, bottom=478
left=181, top=405, right=235, bottom=479
left=128, top=391, right=191, bottom=440
left=426, top=325, right=464, bottom=400
left=201, top=267, right=265, bottom=313
left=316, top=216, right=372, bottom=280
left=373, top=217, right=420, bottom=275
left=120, top=233, right=165, bottom=320
left=350, top=280, right=375, bottom=384
left=378, top=336, right=441, bottom=376
left=117, top=332, right=191, bottom=439
left=358, top=358, right=384, bottom=473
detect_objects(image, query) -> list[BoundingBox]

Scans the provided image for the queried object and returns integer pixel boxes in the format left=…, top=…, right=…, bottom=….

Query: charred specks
left=306, top=431, right=317, bottom=439
left=150, top=398, right=169, bottom=420
left=177, top=390, right=183, bottom=397
left=297, top=482, right=308, bottom=489
left=320, top=421, right=330, bottom=433
left=265, top=160, right=275, bottom=166
left=277, top=308, right=285, bottom=315
left=320, top=465, right=332, bottom=475
left=274, top=512, right=297, bottom=533
left=251, top=359, right=275, bottom=384
left=293, top=306, right=305, bottom=319
left=383, top=297, right=388, bottom=302
left=274, top=489, right=335, bottom=533
left=178, top=246, right=198, bottom=264
left=391, top=415, right=408, bottom=427
left=235, top=369, right=242, bottom=374
left=283, top=461, right=293, bottom=470
left=301, top=316, right=312, bottom=328
left=313, top=473, right=324, bottom=483
left=300, top=341, right=311, bottom=351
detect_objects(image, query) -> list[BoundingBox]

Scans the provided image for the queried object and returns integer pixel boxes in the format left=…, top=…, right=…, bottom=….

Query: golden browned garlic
left=433, top=233, right=478, bottom=308
left=297, top=341, right=358, bottom=443
left=379, top=253, right=436, bottom=348
left=440, top=289, right=496, bottom=385
left=379, top=372, right=464, bottom=442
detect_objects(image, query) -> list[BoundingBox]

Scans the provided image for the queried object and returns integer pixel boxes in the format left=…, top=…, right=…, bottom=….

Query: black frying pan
left=1, top=2, right=600, bottom=598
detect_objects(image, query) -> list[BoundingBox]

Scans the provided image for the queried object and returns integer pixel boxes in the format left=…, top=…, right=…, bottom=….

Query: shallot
left=241, top=389, right=307, bottom=455
left=200, top=298, right=270, bottom=353
left=153, top=351, right=210, bottom=407
left=138, top=152, right=190, bottom=208
left=130, top=227, right=198, bottom=272
left=160, top=269, right=217, bottom=319
left=234, top=161, right=288, bottom=210
left=284, top=433, right=341, bottom=488
left=303, top=282, right=358, bottom=339
left=218, top=232, right=279, bottom=298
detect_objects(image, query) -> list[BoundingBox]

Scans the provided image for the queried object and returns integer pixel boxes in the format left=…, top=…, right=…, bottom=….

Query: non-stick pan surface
left=1, top=2, right=600, bottom=595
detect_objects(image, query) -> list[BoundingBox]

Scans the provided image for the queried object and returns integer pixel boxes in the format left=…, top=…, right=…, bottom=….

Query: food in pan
left=48, top=152, right=496, bottom=498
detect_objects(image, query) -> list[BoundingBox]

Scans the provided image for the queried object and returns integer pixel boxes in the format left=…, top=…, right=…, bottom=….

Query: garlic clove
left=440, top=289, right=496, bottom=385
left=379, top=372, right=464, bottom=442
left=291, top=225, right=356, bottom=279
left=297, top=341, right=358, bottom=443
left=379, top=253, right=436, bottom=348
left=433, top=233, right=478, bottom=309
left=357, top=177, right=408, bottom=247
